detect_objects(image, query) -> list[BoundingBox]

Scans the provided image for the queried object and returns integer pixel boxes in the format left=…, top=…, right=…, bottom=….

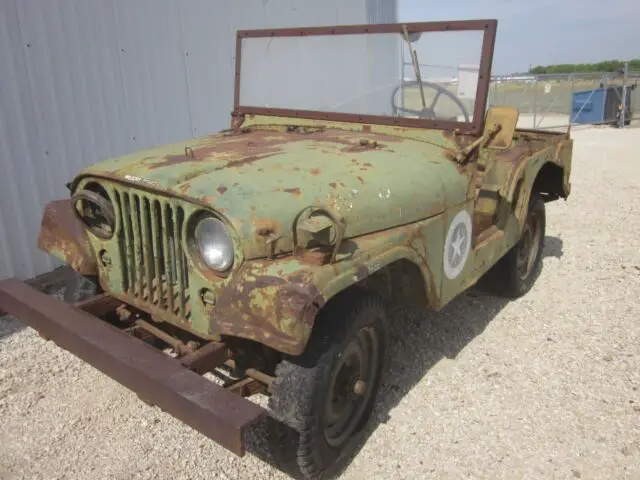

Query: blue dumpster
left=571, top=88, right=605, bottom=124
left=571, top=86, right=633, bottom=125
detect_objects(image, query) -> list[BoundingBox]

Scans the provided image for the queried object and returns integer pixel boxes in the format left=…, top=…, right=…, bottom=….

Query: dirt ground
left=1, top=125, right=639, bottom=480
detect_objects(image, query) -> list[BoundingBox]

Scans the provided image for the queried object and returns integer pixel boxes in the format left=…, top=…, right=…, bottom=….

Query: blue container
left=571, top=88, right=606, bottom=124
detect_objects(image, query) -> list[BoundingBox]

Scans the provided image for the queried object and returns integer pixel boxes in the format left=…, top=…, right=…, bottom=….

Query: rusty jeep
left=0, top=19, right=572, bottom=479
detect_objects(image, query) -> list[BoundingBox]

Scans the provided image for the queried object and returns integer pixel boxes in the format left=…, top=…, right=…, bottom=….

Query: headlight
left=194, top=216, right=234, bottom=271
left=71, top=182, right=116, bottom=240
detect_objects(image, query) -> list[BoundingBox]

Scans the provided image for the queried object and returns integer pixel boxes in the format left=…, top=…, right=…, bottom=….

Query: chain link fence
left=487, top=71, right=639, bottom=131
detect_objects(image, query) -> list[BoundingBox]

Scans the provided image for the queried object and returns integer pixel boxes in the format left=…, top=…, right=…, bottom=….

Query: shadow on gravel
left=0, top=315, right=25, bottom=342
left=242, top=234, right=564, bottom=479
left=0, top=266, right=72, bottom=343
left=543, top=235, right=564, bottom=259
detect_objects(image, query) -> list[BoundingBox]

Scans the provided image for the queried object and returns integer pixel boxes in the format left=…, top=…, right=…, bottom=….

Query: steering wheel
left=390, top=80, right=470, bottom=122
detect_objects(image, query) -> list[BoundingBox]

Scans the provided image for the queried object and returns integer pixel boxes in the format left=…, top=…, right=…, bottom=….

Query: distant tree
left=529, top=60, right=640, bottom=74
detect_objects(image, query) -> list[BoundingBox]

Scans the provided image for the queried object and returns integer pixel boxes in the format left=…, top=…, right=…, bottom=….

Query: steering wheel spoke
left=391, top=80, right=470, bottom=122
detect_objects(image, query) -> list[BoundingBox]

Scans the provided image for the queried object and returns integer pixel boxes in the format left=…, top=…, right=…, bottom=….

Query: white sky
left=399, top=0, right=639, bottom=74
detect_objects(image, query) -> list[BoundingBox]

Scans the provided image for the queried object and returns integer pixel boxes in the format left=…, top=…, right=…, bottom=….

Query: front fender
left=38, top=199, right=98, bottom=275
left=210, top=216, right=442, bottom=356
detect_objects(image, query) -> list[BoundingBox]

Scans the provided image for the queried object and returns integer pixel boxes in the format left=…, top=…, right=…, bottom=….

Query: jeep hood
left=75, top=127, right=469, bottom=259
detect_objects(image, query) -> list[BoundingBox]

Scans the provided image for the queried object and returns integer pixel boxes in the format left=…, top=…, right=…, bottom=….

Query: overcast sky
left=398, top=0, right=639, bottom=74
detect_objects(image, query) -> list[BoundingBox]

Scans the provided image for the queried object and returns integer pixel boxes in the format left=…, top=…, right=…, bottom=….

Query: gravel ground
left=1, top=126, right=639, bottom=480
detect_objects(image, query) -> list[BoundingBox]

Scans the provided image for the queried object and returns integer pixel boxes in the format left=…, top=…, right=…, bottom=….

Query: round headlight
left=71, top=183, right=116, bottom=240
left=194, top=216, right=234, bottom=271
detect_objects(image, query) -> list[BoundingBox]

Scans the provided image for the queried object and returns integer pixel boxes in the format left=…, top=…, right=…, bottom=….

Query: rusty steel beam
left=74, top=293, right=121, bottom=317
left=224, top=359, right=275, bottom=388
left=180, top=341, right=230, bottom=374
left=0, top=278, right=267, bottom=456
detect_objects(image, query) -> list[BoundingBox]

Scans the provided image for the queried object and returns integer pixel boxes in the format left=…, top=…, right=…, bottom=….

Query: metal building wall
left=0, top=0, right=397, bottom=280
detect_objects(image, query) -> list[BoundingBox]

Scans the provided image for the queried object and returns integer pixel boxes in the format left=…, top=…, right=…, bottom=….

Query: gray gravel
left=1, top=126, right=639, bottom=479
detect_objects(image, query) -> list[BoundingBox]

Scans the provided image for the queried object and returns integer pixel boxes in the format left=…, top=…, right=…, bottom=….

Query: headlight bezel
left=71, top=182, right=117, bottom=240
left=188, top=211, right=236, bottom=275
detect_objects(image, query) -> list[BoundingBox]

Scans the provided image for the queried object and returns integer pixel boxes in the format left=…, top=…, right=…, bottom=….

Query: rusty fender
left=500, top=139, right=572, bottom=229
left=37, top=199, right=98, bottom=275
left=209, top=218, right=439, bottom=357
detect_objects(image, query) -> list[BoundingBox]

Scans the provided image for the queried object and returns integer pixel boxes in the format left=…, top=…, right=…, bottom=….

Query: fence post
left=533, top=76, right=538, bottom=128
left=621, top=61, right=629, bottom=128
left=569, top=74, right=574, bottom=126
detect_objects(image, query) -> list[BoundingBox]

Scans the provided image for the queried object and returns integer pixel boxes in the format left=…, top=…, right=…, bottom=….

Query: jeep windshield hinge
left=454, top=123, right=502, bottom=164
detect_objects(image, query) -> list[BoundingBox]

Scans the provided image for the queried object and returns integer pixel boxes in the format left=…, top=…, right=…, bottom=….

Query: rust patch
left=217, top=186, right=228, bottom=195
left=362, top=125, right=371, bottom=132
left=254, top=218, right=281, bottom=237
left=357, top=176, right=364, bottom=185
left=495, top=143, right=532, bottom=163
left=310, top=168, right=321, bottom=176
left=342, top=140, right=387, bottom=153
left=37, top=199, right=97, bottom=275
left=329, top=182, right=337, bottom=189
left=225, top=153, right=278, bottom=169
left=282, top=187, right=302, bottom=198
left=210, top=263, right=323, bottom=355
left=147, top=154, right=199, bottom=170
left=300, top=248, right=332, bottom=265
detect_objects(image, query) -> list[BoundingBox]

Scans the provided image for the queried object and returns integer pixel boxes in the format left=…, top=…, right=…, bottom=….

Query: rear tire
left=267, top=289, right=388, bottom=479
left=482, top=192, right=546, bottom=298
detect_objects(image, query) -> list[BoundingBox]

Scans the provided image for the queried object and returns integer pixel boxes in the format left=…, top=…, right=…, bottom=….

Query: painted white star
left=451, top=229, right=465, bottom=262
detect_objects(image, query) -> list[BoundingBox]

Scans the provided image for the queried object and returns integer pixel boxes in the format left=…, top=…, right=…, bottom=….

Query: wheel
left=482, top=192, right=546, bottom=298
left=63, top=272, right=101, bottom=304
left=267, top=289, right=388, bottom=479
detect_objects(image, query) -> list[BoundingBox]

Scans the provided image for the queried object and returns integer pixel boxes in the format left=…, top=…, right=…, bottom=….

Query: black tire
left=267, top=288, right=388, bottom=479
left=482, top=192, right=546, bottom=298
left=63, top=272, right=101, bottom=304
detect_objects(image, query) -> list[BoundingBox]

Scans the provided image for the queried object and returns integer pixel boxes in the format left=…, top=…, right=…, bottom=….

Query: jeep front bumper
left=0, top=278, right=267, bottom=456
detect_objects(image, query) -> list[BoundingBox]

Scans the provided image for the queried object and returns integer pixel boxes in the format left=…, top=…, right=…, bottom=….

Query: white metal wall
left=0, top=0, right=396, bottom=280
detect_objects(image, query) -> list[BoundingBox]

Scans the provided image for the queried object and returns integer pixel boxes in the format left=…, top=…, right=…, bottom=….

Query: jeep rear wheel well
left=532, top=162, right=566, bottom=200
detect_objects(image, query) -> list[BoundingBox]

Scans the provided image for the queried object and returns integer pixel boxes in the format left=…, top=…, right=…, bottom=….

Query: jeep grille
left=112, top=189, right=191, bottom=319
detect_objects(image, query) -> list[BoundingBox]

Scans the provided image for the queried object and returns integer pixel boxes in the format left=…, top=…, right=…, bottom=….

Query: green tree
left=529, top=60, right=640, bottom=74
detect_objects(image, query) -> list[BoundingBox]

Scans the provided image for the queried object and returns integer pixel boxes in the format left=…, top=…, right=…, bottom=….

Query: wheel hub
left=323, top=326, right=379, bottom=448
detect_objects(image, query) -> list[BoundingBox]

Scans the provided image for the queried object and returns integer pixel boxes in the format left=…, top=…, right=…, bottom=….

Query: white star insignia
left=451, top=229, right=465, bottom=262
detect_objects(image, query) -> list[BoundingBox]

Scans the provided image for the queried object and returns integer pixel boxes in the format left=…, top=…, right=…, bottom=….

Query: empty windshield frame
left=233, top=19, right=497, bottom=135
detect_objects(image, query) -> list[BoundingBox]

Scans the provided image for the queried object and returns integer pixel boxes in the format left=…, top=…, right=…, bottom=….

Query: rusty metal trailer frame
left=233, top=19, right=498, bottom=135
left=0, top=278, right=266, bottom=456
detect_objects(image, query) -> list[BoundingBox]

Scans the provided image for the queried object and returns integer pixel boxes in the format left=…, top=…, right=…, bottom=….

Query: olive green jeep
left=0, top=19, right=572, bottom=479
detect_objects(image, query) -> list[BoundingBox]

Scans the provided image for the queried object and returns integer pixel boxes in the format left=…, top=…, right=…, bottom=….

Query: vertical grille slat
left=161, top=201, right=175, bottom=314
left=150, top=201, right=162, bottom=305
left=111, top=185, right=190, bottom=320
left=173, top=207, right=186, bottom=317
left=113, top=191, right=130, bottom=291
left=140, top=198, right=153, bottom=302
left=132, top=194, right=144, bottom=297
left=121, top=193, right=135, bottom=291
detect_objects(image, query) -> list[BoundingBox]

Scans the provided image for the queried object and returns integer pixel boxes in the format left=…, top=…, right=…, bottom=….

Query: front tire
left=268, top=289, right=388, bottom=479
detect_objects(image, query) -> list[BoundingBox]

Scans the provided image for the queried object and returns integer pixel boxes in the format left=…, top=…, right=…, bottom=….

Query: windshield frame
left=233, top=19, right=497, bottom=136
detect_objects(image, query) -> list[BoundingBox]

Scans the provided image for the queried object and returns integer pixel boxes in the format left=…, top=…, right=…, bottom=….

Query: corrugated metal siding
left=0, top=0, right=396, bottom=280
